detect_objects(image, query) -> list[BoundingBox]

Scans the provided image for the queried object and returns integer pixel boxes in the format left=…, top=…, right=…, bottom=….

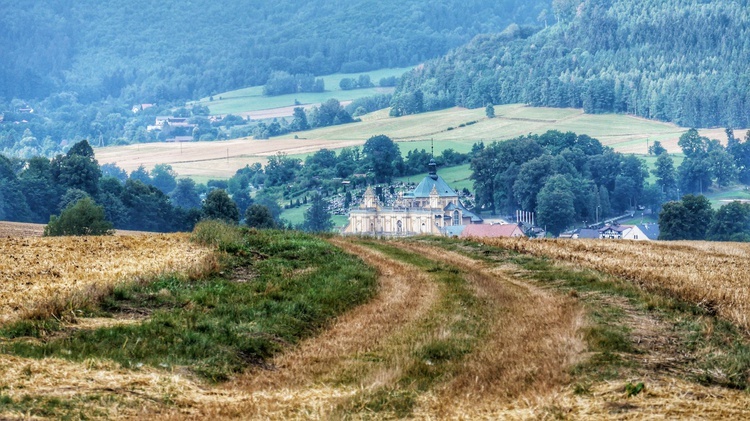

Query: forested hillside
left=0, top=0, right=548, bottom=156
left=0, top=0, right=547, bottom=103
left=393, top=0, right=750, bottom=128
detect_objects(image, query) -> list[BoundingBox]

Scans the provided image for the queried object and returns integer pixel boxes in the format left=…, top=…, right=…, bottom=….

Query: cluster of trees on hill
left=648, top=129, right=750, bottom=203
left=0, top=141, right=204, bottom=232
left=470, top=130, right=654, bottom=235
left=394, top=0, right=750, bottom=128
left=659, top=195, right=750, bottom=242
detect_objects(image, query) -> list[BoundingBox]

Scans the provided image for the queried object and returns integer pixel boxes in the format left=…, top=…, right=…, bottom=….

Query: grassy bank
left=0, top=222, right=378, bottom=383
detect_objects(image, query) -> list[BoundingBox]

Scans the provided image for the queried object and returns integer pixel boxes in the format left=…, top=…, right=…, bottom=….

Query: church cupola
left=428, top=159, right=438, bottom=180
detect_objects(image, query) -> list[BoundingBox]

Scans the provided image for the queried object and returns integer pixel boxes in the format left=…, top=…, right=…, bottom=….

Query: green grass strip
left=333, top=240, right=488, bottom=418
left=0, top=224, right=377, bottom=383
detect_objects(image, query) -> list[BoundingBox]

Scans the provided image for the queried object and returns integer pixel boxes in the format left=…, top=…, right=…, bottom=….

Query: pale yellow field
left=96, top=104, right=735, bottom=180
left=479, top=238, right=750, bottom=331
left=0, top=233, right=215, bottom=323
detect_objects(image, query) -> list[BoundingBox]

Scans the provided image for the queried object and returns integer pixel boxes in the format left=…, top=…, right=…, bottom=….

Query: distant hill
left=0, top=0, right=549, bottom=104
left=393, top=0, right=750, bottom=128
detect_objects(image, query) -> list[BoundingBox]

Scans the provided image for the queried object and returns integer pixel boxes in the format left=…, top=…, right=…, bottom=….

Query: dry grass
left=0, top=221, right=46, bottom=237
left=6, top=235, right=750, bottom=419
left=480, top=238, right=750, bottom=332
left=0, top=352, right=252, bottom=419
left=428, top=375, right=750, bottom=419
left=0, top=233, right=215, bottom=324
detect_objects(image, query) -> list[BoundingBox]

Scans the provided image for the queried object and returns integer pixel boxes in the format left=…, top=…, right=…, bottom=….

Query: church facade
left=342, top=160, right=482, bottom=236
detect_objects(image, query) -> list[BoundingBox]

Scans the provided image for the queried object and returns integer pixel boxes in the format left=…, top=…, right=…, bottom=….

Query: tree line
left=470, top=130, right=652, bottom=235
left=393, top=0, right=750, bottom=128
left=0, top=135, right=471, bottom=234
left=658, top=195, right=750, bottom=242
left=0, top=94, right=392, bottom=158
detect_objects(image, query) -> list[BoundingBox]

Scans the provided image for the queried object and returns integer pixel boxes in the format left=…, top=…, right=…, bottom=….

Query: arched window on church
left=453, top=210, right=460, bottom=226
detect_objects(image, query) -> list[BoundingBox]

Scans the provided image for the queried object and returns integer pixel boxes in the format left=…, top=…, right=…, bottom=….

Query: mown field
left=3, top=225, right=750, bottom=419
left=95, top=104, right=732, bottom=181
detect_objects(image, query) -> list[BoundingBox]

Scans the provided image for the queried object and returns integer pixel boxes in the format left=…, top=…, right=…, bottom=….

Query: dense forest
left=0, top=0, right=549, bottom=156
left=470, top=128, right=750, bottom=236
left=393, top=0, right=750, bottom=128
left=0, top=0, right=547, bottom=102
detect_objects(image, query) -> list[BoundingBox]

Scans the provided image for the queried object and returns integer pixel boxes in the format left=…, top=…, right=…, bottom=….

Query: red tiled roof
left=461, top=224, right=525, bottom=238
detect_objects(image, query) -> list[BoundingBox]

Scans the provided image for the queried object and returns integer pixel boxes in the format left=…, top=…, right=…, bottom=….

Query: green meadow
left=191, top=67, right=413, bottom=115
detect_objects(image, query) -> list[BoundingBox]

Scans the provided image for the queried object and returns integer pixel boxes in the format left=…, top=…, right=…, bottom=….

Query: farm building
left=342, top=159, right=482, bottom=236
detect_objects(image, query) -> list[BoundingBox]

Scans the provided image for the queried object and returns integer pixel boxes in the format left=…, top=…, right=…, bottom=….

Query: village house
left=598, top=223, right=660, bottom=240
left=131, top=103, right=155, bottom=113
left=460, top=223, right=526, bottom=239
left=342, top=159, right=482, bottom=236
left=147, top=116, right=196, bottom=132
left=599, top=224, right=631, bottom=239
left=622, top=223, right=660, bottom=240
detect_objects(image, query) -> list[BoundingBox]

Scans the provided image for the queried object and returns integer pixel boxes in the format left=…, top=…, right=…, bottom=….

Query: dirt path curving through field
left=211, top=237, right=440, bottom=418
left=391, top=241, right=586, bottom=417
left=205, top=238, right=587, bottom=419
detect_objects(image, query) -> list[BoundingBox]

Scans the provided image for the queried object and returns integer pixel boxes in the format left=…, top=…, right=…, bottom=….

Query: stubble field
left=95, top=104, right=735, bottom=180
left=4, top=219, right=750, bottom=419
left=0, top=233, right=214, bottom=324
left=480, top=237, right=750, bottom=332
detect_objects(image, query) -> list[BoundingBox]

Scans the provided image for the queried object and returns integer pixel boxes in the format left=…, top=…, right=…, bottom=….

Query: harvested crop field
left=0, top=221, right=155, bottom=237
left=0, top=222, right=46, bottom=237
left=478, top=238, right=750, bottom=332
left=4, top=231, right=750, bottom=419
left=0, top=233, right=214, bottom=323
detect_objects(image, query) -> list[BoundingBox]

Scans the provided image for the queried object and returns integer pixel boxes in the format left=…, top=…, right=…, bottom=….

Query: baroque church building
left=342, top=159, right=482, bottom=236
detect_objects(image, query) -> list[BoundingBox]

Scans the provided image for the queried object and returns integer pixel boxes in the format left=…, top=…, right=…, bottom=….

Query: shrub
left=44, top=197, right=113, bottom=236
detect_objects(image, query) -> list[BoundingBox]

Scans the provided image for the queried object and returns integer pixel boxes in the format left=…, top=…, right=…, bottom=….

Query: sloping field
left=0, top=233, right=214, bottom=323
left=4, top=233, right=750, bottom=419
left=190, top=67, right=410, bottom=116
left=96, top=104, right=731, bottom=180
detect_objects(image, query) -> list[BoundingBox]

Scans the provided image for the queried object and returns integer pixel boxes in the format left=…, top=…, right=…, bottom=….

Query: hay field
left=479, top=238, right=750, bottom=331
left=96, top=104, right=731, bottom=180
left=0, top=233, right=214, bottom=323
